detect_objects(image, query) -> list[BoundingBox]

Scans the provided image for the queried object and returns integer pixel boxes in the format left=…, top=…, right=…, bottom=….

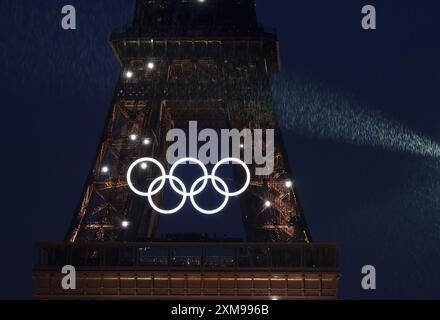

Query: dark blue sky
left=1, top=0, right=440, bottom=299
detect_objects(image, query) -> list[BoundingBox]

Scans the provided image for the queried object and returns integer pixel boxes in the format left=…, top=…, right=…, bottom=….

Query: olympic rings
left=126, top=157, right=251, bottom=215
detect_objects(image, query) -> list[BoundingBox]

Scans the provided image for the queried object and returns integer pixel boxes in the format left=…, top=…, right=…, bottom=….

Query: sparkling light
left=285, top=180, right=293, bottom=188
left=125, top=71, right=133, bottom=79
left=129, top=134, right=138, bottom=141
left=101, top=166, right=109, bottom=174
left=121, top=220, right=130, bottom=228
left=264, top=201, right=272, bottom=208
left=147, top=62, right=155, bottom=70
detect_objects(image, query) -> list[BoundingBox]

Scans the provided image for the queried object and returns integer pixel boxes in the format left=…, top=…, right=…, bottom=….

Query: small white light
left=101, top=166, right=109, bottom=174
left=147, top=62, right=155, bottom=70
left=143, top=138, right=151, bottom=145
left=240, top=143, right=244, bottom=149
left=121, top=220, right=130, bottom=228
left=125, top=70, right=133, bottom=79
left=140, top=163, right=148, bottom=170
left=285, top=180, right=293, bottom=188
left=264, top=201, right=272, bottom=208
left=129, top=134, right=138, bottom=141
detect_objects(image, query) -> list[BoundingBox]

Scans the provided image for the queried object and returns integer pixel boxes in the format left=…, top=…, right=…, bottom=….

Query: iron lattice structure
left=35, top=0, right=340, bottom=300
left=66, top=0, right=311, bottom=244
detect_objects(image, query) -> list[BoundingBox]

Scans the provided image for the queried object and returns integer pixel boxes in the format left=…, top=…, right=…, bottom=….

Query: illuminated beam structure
left=67, top=0, right=310, bottom=244
left=34, top=0, right=339, bottom=299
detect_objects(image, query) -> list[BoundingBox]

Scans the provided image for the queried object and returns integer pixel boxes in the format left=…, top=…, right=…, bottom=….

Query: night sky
left=1, top=0, right=440, bottom=299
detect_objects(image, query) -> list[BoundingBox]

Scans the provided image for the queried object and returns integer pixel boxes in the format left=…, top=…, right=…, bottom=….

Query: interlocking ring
left=190, top=175, right=229, bottom=215
left=126, top=158, right=166, bottom=197
left=148, top=175, right=187, bottom=215
left=212, top=158, right=251, bottom=197
left=169, top=157, right=209, bottom=196
left=126, top=157, right=251, bottom=215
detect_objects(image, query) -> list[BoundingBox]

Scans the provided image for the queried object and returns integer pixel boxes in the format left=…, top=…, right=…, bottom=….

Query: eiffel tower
left=34, top=0, right=339, bottom=299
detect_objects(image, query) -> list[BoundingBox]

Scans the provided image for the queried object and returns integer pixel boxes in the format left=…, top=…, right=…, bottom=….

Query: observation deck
left=34, top=242, right=339, bottom=300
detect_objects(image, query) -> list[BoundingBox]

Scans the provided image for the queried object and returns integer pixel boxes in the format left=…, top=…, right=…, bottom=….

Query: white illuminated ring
left=212, top=158, right=251, bottom=197
left=147, top=175, right=187, bottom=215
left=190, top=175, right=230, bottom=215
left=169, top=157, right=209, bottom=196
left=126, top=157, right=166, bottom=197
left=126, top=157, right=251, bottom=215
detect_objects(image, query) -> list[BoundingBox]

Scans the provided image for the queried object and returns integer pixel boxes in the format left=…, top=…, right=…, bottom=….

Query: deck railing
left=35, top=242, right=338, bottom=272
